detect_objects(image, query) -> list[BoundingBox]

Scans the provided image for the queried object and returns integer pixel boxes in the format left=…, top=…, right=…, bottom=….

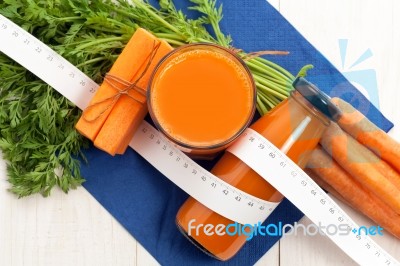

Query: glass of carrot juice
left=147, top=43, right=256, bottom=159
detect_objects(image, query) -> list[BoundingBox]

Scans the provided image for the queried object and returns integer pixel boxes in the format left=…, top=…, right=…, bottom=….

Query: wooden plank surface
left=1, top=0, right=399, bottom=265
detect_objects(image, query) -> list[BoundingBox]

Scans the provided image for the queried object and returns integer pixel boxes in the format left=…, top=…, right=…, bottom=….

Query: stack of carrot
left=306, top=98, right=400, bottom=238
left=75, top=28, right=173, bottom=155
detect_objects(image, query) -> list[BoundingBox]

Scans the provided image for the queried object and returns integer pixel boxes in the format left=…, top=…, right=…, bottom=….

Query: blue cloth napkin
left=80, top=1, right=394, bottom=265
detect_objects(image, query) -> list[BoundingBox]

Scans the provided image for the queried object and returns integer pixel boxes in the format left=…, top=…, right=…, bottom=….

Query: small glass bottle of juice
left=176, top=77, right=341, bottom=260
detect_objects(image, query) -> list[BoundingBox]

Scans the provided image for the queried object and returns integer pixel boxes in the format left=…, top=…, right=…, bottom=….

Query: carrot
left=94, top=39, right=173, bottom=155
left=329, top=121, right=400, bottom=191
left=332, top=97, right=400, bottom=172
left=320, top=122, right=400, bottom=215
left=75, top=28, right=156, bottom=141
left=325, top=121, right=400, bottom=191
left=115, top=39, right=173, bottom=155
left=331, top=99, right=400, bottom=192
left=306, top=146, right=400, bottom=239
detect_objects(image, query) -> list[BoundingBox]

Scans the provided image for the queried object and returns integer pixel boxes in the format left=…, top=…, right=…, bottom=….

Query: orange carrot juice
left=148, top=44, right=256, bottom=157
left=176, top=78, right=340, bottom=260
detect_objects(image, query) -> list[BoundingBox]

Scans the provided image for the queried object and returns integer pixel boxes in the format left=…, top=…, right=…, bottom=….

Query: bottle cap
left=293, top=77, right=342, bottom=121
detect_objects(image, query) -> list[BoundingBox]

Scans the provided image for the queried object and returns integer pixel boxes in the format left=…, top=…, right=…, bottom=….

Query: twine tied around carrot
left=82, top=41, right=162, bottom=122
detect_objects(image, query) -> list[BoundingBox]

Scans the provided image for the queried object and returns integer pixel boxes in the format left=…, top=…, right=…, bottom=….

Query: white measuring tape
left=0, top=14, right=398, bottom=266
left=0, top=14, right=277, bottom=226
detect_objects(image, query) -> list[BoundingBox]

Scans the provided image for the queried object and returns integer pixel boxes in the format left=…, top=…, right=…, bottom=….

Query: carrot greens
left=0, top=0, right=298, bottom=197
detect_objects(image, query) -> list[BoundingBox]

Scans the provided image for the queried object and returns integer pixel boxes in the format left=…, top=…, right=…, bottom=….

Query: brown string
left=230, top=47, right=289, bottom=61
left=82, top=41, right=162, bottom=122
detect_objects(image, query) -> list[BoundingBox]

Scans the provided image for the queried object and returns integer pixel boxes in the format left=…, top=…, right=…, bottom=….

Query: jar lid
left=293, top=77, right=342, bottom=121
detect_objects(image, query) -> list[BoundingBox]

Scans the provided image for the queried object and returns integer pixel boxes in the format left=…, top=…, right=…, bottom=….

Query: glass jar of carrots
left=176, top=77, right=341, bottom=260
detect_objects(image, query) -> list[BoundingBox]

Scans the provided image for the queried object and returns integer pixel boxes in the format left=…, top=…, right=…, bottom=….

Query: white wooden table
left=1, top=0, right=399, bottom=265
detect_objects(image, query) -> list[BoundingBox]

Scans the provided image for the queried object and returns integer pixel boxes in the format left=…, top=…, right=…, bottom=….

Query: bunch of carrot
left=306, top=98, right=400, bottom=238
left=76, top=28, right=173, bottom=155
